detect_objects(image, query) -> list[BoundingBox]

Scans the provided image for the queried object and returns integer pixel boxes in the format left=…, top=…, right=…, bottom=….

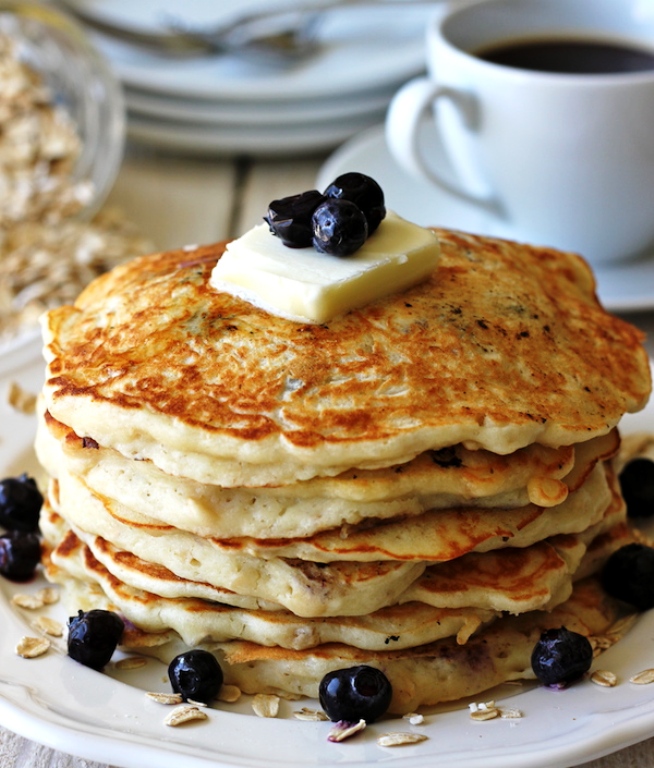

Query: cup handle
left=385, top=77, right=496, bottom=209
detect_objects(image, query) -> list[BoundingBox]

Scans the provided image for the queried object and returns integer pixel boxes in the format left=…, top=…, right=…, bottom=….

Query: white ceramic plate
left=2, top=348, right=654, bottom=768
left=63, top=0, right=434, bottom=101
left=318, top=124, right=654, bottom=314
left=126, top=109, right=383, bottom=156
left=124, top=83, right=396, bottom=127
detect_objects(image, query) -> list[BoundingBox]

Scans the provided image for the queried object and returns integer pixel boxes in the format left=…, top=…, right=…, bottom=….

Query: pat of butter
left=209, top=210, right=440, bottom=324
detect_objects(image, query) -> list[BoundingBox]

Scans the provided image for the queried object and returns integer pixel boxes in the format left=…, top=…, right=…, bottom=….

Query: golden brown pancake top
left=42, top=228, right=651, bottom=470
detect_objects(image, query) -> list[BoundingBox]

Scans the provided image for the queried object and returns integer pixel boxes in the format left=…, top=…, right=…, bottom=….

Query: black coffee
left=476, top=38, right=654, bottom=74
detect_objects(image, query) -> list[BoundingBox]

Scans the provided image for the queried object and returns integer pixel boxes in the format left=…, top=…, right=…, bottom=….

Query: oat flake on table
left=0, top=34, right=152, bottom=345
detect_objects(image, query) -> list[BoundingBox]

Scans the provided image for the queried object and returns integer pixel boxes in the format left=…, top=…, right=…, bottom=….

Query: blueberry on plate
left=0, top=473, right=43, bottom=532
left=530, top=626, right=593, bottom=688
left=312, top=199, right=368, bottom=257
left=324, top=172, right=386, bottom=234
left=168, top=649, right=223, bottom=704
left=619, top=458, right=654, bottom=518
left=264, top=189, right=325, bottom=248
left=319, top=665, right=392, bottom=723
left=0, top=530, right=41, bottom=581
left=601, top=542, right=654, bottom=610
left=67, top=609, right=125, bottom=670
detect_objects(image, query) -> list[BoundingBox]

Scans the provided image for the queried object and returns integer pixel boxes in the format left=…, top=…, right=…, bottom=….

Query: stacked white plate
left=61, top=0, right=437, bottom=156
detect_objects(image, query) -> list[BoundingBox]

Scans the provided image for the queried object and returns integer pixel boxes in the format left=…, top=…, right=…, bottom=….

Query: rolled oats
left=16, top=635, right=50, bottom=658
left=164, top=704, right=208, bottom=727
left=32, top=615, right=63, bottom=637
left=403, top=712, right=425, bottom=725
left=0, top=34, right=152, bottom=346
left=591, top=670, right=618, bottom=687
left=6, top=381, right=36, bottom=414
left=36, top=587, right=59, bottom=605
left=469, top=701, right=500, bottom=721
left=292, top=707, right=329, bottom=722
left=377, top=732, right=429, bottom=747
left=252, top=693, right=280, bottom=718
left=11, top=592, right=43, bottom=610
left=327, top=719, right=366, bottom=743
left=499, top=707, right=523, bottom=719
left=145, top=692, right=183, bottom=705
left=630, top=669, right=654, bottom=685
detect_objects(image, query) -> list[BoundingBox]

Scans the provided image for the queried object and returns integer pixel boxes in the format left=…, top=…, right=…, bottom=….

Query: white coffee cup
left=385, top=0, right=654, bottom=264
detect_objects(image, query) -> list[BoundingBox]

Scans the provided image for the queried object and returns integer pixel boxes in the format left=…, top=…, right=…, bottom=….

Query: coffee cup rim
left=432, top=0, right=654, bottom=83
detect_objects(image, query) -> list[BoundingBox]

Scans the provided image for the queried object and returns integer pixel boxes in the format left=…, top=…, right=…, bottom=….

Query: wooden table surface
left=1, top=142, right=654, bottom=768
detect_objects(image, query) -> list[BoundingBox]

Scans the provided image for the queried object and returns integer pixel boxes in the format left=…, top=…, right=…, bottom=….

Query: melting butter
left=209, top=211, right=440, bottom=324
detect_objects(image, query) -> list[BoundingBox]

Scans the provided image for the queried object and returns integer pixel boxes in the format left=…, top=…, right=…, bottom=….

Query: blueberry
left=0, top=473, right=43, bottom=532
left=264, top=189, right=326, bottom=248
left=619, top=458, right=654, bottom=518
left=0, top=531, right=41, bottom=581
left=312, top=199, right=368, bottom=257
left=168, top=649, right=223, bottom=704
left=318, top=665, right=392, bottom=723
left=601, top=542, right=654, bottom=610
left=67, top=609, right=124, bottom=670
left=324, top=172, right=386, bottom=234
left=530, top=627, right=593, bottom=688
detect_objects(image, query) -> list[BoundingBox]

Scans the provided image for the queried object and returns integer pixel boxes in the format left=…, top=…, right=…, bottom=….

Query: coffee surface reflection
left=476, top=39, right=654, bottom=74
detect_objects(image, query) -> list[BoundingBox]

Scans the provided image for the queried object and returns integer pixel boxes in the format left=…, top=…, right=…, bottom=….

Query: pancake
left=34, top=221, right=651, bottom=717
left=42, top=491, right=628, bottom=634
left=52, top=565, right=632, bottom=715
left=42, top=520, right=498, bottom=651
left=49, top=476, right=426, bottom=618
left=36, top=408, right=620, bottom=540
left=40, top=231, right=651, bottom=486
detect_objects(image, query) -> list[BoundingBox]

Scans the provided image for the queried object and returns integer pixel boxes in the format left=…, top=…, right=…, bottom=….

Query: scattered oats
left=591, top=669, right=617, bottom=687
left=217, top=684, right=242, bottom=703
left=145, top=692, right=183, bottom=706
left=377, top=732, right=429, bottom=747
left=293, top=707, right=329, bottom=722
left=32, top=615, right=63, bottom=637
left=16, top=635, right=50, bottom=658
left=630, top=669, right=654, bottom=685
left=187, top=699, right=208, bottom=708
left=590, top=615, right=639, bottom=657
left=6, top=381, right=36, bottom=413
left=469, top=702, right=500, bottom=721
left=327, top=719, right=366, bottom=743
left=403, top=712, right=425, bottom=725
left=115, top=656, right=148, bottom=670
left=35, top=587, right=59, bottom=605
left=470, top=708, right=500, bottom=721
left=164, top=705, right=208, bottom=727
left=499, top=708, right=523, bottom=719
left=252, top=693, right=280, bottom=718
left=11, top=593, right=44, bottom=610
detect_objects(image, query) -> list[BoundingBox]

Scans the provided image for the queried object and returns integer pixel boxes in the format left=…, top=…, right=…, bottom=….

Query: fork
left=58, top=0, right=435, bottom=66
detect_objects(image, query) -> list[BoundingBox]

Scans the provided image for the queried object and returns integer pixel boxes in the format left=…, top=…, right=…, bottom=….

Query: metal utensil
left=57, top=0, right=433, bottom=66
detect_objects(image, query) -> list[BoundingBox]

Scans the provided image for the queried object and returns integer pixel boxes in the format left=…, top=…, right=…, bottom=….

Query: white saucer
left=318, top=124, right=654, bottom=314
left=69, top=0, right=433, bottom=102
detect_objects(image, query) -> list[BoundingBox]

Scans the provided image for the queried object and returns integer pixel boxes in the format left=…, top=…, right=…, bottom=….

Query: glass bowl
left=0, top=0, right=125, bottom=219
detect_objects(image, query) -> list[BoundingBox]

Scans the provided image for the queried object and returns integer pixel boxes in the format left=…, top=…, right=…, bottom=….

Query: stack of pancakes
left=35, top=227, right=651, bottom=713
